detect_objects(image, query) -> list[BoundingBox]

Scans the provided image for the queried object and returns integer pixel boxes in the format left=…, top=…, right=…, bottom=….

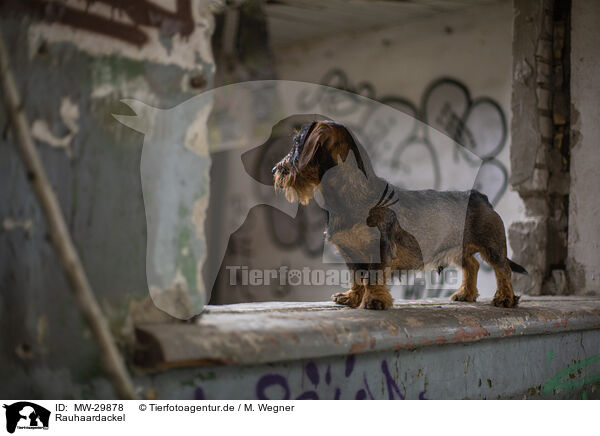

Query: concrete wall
left=0, top=1, right=215, bottom=397
left=145, top=328, right=600, bottom=400
left=568, top=0, right=600, bottom=295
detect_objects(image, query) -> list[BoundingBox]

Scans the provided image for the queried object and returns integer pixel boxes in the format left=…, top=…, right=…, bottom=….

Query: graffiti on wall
left=262, top=69, right=508, bottom=260
left=297, top=69, right=509, bottom=203
left=188, top=350, right=600, bottom=400
left=543, top=352, right=600, bottom=399
left=193, top=355, right=428, bottom=400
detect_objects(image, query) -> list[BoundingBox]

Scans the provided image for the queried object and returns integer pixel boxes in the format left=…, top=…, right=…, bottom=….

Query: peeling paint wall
left=0, top=1, right=215, bottom=397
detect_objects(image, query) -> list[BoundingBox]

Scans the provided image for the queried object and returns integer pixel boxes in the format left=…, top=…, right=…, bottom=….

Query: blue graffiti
left=196, top=355, right=429, bottom=400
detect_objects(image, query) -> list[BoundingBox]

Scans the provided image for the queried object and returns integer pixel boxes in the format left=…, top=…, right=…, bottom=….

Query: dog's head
left=272, top=120, right=366, bottom=205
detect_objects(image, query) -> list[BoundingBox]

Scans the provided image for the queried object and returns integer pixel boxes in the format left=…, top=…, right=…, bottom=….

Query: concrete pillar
left=509, top=0, right=553, bottom=295
left=509, top=0, right=570, bottom=295
left=568, top=1, right=600, bottom=294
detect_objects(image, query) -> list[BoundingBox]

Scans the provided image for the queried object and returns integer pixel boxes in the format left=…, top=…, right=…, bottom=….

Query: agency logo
left=3, top=402, right=50, bottom=434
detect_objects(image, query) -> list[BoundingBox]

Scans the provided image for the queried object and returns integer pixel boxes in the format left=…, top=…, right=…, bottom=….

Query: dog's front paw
left=492, top=293, right=520, bottom=308
left=358, top=286, right=393, bottom=310
left=360, top=297, right=390, bottom=310
left=332, top=290, right=362, bottom=308
left=359, top=290, right=393, bottom=310
left=450, top=287, right=478, bottom=302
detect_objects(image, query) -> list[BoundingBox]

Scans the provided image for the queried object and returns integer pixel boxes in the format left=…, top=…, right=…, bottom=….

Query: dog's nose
left=272, top=165, right=277, bottom=175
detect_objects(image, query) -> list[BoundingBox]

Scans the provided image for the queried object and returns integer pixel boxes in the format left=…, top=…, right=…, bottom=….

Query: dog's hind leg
left=450, top=254, right=479, bottom=302
left=464, top=196, right=520, bottom=307
left=488, top=258, right=520, bottom=307
left=480, top=241, right=520, bottom=307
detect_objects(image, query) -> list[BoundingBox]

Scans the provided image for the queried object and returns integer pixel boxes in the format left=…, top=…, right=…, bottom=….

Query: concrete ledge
left=134, top=296, right=600, bottom=370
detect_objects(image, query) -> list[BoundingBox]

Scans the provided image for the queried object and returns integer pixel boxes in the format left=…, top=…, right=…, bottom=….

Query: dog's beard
left=274, top=165, right=319, bottom=205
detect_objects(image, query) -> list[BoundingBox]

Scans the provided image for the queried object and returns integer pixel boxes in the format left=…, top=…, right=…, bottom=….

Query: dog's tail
left=508, top=259, right=528, bottom=274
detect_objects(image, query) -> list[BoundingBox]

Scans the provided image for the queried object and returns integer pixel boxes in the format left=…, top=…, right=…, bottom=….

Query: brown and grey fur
left=273, top=120, right=526, bottom=310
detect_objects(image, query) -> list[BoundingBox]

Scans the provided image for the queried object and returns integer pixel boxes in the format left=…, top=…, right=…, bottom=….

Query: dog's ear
left=297, top=122, right=321, bottom=169
left=298, top=138, right=320, bottom=169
